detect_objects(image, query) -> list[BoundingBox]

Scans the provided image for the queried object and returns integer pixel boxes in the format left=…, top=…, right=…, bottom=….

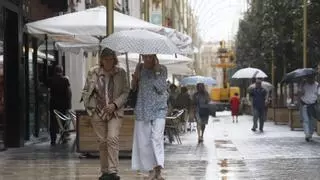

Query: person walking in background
left=131, top=54, right=168, bottom=180
left=175, top=87, right=192, bottom=132
left=249, top=79, right=267, bottom=132
left=81, top=48, right=129, bottom=180
left=230, top=92, right=240, bottom=123
left=192, top=83, right=210, bottom=143
left=298, top=75, right=320, bottom=142
left=48, top=65, right=72, bottom=146
left=168, top=84, right=179, bottom=112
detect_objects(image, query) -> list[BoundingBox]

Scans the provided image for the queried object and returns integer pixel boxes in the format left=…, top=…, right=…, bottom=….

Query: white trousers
left=131, top=118, right=165, bottom=172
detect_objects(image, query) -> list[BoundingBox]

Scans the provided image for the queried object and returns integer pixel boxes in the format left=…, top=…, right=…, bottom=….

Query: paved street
left=1, top=112, right=320, bottom=180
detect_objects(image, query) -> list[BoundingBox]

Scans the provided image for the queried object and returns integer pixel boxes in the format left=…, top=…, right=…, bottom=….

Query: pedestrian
left=48, top=65, right=72, bottom=146
left=298, top=75, right=320, bottom=142
left=192, top=83, right=210, bottom=143
left=168, top=84, right=178, bottom=112
left=230, top=92, right=240, bottom=123
left=249, top=79, right=267, bottom=132
left=175, top=87, right=192, bottom=132
left=131, top=54, right=168, bottom=180
left=81, top=48, right=129, bottom=180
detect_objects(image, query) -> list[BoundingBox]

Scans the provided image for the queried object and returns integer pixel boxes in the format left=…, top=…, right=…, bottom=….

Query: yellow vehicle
left=209, top=41, right=240, bottom=114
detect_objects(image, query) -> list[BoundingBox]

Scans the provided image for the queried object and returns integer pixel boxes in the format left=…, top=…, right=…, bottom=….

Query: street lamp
left=303, top=0, right=307, bottom=68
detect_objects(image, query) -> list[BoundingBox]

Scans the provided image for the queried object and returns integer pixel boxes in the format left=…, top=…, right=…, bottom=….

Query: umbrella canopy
left=25, top=6, right=192, bottom=54
left=102, top=29, right=181, bottom=54
left=117, top=53, right=192, bottom=64
left=180, top=76, right=217, bottom=86
left=282, top=68, right=317, bottom=83
left=248, top=81, right=273, bottom=91
left=118, top=61, right=193, bottom=75
left=26, top=6, right=160, bottom=35
left=232, top=67, right=268, bottom=79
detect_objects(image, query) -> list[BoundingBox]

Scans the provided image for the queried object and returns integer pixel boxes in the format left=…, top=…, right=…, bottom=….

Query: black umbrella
left=282, top=68, right=317, bottom=83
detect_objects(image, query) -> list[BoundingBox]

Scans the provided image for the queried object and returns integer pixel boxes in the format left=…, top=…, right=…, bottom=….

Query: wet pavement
left=1, top=111, right=320, bottom=180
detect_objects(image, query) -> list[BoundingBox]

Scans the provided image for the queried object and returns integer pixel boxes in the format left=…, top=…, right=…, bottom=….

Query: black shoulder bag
left=126, top=64, right=143, bottom=108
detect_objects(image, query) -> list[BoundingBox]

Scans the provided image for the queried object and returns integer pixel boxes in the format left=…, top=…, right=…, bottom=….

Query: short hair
left=54, top=65, right=63, bottom=75
left=170, top=84, right=177, bottom=90
left=181, top=87, right=188, bottom=93
left=255, top=79, right=262, bottom=83
left=99, top=48, right=118, bottom=66
left=196, top=83, right=205, bottom=90
left=100, top=47, right=116, bottom=57
left=234, top=92, right=239, bottom=96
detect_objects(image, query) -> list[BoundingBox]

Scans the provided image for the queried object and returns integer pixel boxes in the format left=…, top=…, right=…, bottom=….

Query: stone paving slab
left=1, top=111, right=320, bottom=180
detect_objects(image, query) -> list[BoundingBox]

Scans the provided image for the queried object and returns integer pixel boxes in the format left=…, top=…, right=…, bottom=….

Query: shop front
left=0, top=0, right=26, bottom=149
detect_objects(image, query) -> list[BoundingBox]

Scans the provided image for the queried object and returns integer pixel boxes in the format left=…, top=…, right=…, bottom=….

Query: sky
left=189, top=0, right=248, bottom=42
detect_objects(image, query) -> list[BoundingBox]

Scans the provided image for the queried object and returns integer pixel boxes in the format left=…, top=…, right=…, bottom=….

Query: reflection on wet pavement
left=1, top=112, right=320, bottom=179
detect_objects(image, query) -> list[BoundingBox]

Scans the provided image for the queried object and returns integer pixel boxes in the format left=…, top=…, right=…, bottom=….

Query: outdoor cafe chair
left=68, top=110, right=77, bottom=130
left=68, top=110, right=77, bottom=151
left=165, top=109, right=184, bottom=144
left=53, top=110, right=76, bottom=146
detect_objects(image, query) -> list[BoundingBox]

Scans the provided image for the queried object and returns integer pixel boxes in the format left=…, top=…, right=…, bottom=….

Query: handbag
left=199, top=107, right=209, bottom=117
left=126, top=64, right=143, bottom=108
left=197, top=93, right=210, bottom=118
left=126, top=89, right=138, bottom=108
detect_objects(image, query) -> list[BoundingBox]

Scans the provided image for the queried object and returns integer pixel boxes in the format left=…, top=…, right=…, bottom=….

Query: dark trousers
left=50, top=108, right=67, bottom=142
left=253, top=108, right=265, bottom=130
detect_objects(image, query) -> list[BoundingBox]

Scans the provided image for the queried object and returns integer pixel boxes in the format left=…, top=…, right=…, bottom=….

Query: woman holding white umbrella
left=131, top=54, right=168, bottom=180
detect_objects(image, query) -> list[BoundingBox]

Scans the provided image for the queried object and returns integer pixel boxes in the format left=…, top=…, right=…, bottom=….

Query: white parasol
left=25, top=6, right=192, bottom=54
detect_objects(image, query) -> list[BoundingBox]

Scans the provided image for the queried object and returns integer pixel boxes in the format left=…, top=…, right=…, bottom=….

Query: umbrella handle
left=253, top=70, right=259, bottom=78
left=139, top=54, right=142, bottom=63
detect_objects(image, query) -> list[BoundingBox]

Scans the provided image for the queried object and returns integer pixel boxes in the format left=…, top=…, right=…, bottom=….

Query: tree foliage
left=235, top=0, right=320, bottom=83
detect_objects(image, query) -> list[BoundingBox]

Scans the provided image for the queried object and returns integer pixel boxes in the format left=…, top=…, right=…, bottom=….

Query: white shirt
left=300, top=82, right=320, bottom=104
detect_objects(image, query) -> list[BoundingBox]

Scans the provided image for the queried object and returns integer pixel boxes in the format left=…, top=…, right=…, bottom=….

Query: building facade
left=0, top=0, right=25, bottom=149
left=198, top=42, right=223, bottom=87
left=0, top=0, right=73, bottom=150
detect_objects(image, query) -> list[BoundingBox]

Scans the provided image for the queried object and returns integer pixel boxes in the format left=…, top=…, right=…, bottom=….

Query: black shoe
left=50, top=141, right=56, bottom=146
left=305, top=137, right=311, bottom=142
left=259, top=129, right=263, bottom=133
left=109, top=173, right=120, bottom=180
left=99, top=173, right=109, bottom=180
left=251, top=128, right=256, bottom=132
left=99, top=173, right=120, bottom=180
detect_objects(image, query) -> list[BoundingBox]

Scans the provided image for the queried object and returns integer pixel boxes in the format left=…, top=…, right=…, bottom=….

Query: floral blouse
left=135, top=65, right=168, bottom=121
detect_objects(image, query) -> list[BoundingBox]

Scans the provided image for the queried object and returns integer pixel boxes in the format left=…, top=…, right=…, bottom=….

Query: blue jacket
left=250, top=87, right=267, bottom=110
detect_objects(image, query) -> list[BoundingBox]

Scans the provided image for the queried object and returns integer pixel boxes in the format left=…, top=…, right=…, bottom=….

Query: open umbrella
left=25, top=6, right=192, bottom=54
left=117, top=53, right=192, bottom=64
left=180, top=76, right=217, bottom=86
left=102, top=29, right=182, bottom=54
left=248, top=81, right=273, bottom=91
left=232, top=67, right=268, bottom=79
left=282, top=68, right=317, bottom=83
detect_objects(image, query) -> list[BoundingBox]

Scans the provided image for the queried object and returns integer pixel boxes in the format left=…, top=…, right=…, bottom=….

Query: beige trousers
left=91, top=113, right=123, bottom=174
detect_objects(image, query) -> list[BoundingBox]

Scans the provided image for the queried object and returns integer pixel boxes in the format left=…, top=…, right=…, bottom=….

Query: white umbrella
left=118, top=61, right=193, bottom=75
left=232, top=67, right=268, bottom=79
left=117, top=53, right=192, bottom=64
left=25, top=6, right=192, bottom=54
left=180, top=76, right=217, bottom=86
left=102, top=29, right=181, bottom=54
